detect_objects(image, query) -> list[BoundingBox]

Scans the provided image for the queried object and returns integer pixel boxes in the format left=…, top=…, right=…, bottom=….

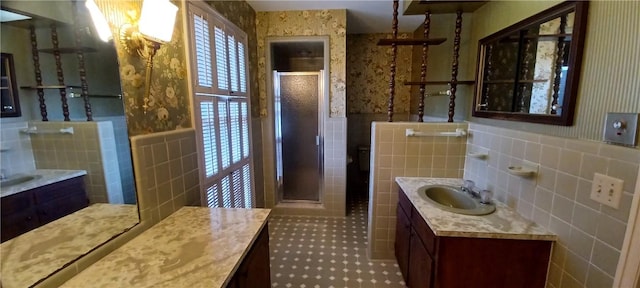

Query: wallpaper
left=97, top=0, right=191, bottom=136
left=206, top=1, right=259, bottom=118
left=256, top=10, right=347, bottom=117
left=346, top=33, right=412, bottom=114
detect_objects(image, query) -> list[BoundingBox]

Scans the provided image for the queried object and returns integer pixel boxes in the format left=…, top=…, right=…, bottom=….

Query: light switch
left=603, top=112, right=639, bottom=146
left=590, top=173, right=624, bottom=209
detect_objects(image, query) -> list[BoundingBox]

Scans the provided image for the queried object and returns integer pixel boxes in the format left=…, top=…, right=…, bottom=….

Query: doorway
left=267, top=38, right=327, bottom=206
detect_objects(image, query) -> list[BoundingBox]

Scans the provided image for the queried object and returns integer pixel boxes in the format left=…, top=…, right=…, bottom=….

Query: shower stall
left=274, top=71, right=324, bottom=202
left=268, top=39, right=327, bottom=205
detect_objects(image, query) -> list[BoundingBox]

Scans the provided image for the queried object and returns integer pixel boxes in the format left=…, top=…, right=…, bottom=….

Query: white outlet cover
left=590, top=173, right=624, bottom=209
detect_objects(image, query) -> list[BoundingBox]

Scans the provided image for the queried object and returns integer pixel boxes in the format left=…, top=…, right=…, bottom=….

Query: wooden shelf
left=404, top=0, right=488, bottom=15
left=37, top=47, right=97, bottom=54
left=20, top=85, right=82, bottom=89
left=377, top=38, right=447, bottom=46
left=404, top=80, right=475, bottom=85
left=483, top=79, right=548, bottom=84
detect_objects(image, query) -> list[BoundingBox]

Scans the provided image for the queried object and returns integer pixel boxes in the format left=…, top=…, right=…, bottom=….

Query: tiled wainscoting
left=28, top=121, right=123, bottom=204
left=130, top=128, right=201, bottom=225
left=368, top=122, right=467, bottom=259
left=464, top=122, right=639, bottom=287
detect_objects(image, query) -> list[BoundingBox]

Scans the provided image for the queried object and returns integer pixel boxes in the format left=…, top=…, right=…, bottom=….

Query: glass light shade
left=138, top=0, right=178, bottom=43
left=85, top=0, right=111, bottom=42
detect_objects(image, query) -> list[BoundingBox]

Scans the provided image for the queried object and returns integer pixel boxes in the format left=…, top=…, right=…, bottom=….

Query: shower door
left=274, top=71, right=323, bottom=202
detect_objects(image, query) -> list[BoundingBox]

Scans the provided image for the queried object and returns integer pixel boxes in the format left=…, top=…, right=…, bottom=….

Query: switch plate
left=603, top=112, right=639, bottom=146
left=590, top=173, right=624, bottom=209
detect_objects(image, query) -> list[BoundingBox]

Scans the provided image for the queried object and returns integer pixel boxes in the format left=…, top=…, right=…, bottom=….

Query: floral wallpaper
left=346, top=33, right=412, bottom=114
left=98, top=0, right=191, bottom=136
left=206, top=1, right=259, bottom=118
left=256, top=10, right=347, bottom=117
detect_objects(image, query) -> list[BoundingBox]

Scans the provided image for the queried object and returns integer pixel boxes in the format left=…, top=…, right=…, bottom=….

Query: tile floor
left=268, top=195, right=406, bottom=288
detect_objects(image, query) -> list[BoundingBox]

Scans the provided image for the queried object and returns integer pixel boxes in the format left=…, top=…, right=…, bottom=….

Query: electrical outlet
left=590, top=173, right=624, bottom=209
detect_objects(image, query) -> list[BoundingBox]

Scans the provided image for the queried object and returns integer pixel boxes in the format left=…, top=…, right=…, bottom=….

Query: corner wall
left=368, top=122, right=467, bottom=259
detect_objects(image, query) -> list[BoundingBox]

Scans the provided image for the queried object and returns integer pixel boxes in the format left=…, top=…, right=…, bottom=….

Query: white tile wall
left=0, top=121, right=35, bottom=176
left=464, top=122, right=639, bottom=288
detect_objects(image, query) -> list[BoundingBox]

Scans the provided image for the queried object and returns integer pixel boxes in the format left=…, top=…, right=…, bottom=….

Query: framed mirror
left=472, top=1, right=589, bottom=125
left=0, top=1, right=139, bottom=286
left=1, top=53, right=21, bottom=117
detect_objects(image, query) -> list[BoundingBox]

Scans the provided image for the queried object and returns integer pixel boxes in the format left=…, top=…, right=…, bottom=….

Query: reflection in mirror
left=0, top=1, right=139, bottom=287
left=473, top=1, right=588, bottom=125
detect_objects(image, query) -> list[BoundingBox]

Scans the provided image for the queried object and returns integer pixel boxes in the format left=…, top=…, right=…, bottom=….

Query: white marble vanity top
left=396, top=177, right=556, bottom=241
left=0, top=169, right=87, bottom=197
left=0, top=204, right=139, bottom=288
left=61, top=207, right=271, bottom=288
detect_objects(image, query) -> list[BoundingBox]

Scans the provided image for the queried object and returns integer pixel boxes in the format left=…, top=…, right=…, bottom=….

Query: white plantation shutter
left=238, top=42, right=247, bottom=94
left=188, top=3, right=254, bottom=209
left=214, top=26, right=228, bottom=92
left=227, top=34, right=239, bottom=93
left=193, top=14, right=212, bottom=88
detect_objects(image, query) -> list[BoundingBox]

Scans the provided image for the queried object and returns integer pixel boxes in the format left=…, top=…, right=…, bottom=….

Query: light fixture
left=118, top=0, right=178, bottom=113
left=85, top=0, right=112, bottom=42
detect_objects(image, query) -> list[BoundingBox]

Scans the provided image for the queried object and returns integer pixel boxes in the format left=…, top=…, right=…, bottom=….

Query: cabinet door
left=1, top=208, right=38, bottom=242
left=395, top=204, right=411, bottom=282
left=408, top=228, right=433, bottom=288
left=234, top=225, right=271, bottom=288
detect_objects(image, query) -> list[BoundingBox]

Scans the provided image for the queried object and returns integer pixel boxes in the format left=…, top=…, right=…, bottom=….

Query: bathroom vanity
left=1, top=169, right=88, bottom=242
left=395, top=177, right=556, bottom=288
left=61, top=207, right=272, bottom=288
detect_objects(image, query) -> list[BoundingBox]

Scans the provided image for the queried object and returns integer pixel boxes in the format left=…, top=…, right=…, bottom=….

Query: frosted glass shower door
left=274, top=71, right=323, bottom=202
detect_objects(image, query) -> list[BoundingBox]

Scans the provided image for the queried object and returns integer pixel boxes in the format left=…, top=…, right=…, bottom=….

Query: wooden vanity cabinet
left=227, top=224, right=271, bottom=288
left=1, top=176, right=88, bottom=242
left=395, top=189, right=553, bottom=288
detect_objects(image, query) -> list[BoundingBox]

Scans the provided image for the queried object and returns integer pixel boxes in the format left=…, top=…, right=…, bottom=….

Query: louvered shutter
left=187, top=2, right=254, bottom=209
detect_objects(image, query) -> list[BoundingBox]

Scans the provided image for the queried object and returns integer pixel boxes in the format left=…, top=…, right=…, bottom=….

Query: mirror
left=0, top=1, right=139, bottom=287
left=472, top=1, right=588, bottom=125
left=1, top=53, right=21, bottom=117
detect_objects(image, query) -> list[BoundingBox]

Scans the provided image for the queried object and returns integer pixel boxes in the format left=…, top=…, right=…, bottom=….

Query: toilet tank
left=357, top=145, right=370, bottom=172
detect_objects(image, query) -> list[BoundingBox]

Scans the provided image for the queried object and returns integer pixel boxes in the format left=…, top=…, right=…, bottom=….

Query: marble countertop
left=0, top=169, right=87, bottom=197
left=0, top=203, right=139, bottom=288
left=396, top=177, right=556, bottom=241
left=61, top=207, right=271, bottom=288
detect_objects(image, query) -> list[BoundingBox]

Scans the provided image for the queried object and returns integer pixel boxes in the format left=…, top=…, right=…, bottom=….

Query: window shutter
left=221, top=175, right=231, bottom=207
left=230, top=101, right=241, bottom=164
left=241, top=102, right=249, bottom=158
left=231, top=168, right=243, bottom=207
left=218, top=101, right=231, bottom=169
left=238, top=41, right=247, bottom=94
left=214, top=26, right=228, bottom=91
left=242, top=163, right=252, bottom=207
left=227, top=34, right=239, bottom=93
left=199, top=101, right=218, bottom=177
left=192, top=13, right=212, bottom=88
left=206, top=183, right=219, bottom=207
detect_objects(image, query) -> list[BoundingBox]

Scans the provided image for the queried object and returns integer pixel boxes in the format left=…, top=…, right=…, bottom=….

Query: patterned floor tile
left=269, top=195, right=406, bottom=288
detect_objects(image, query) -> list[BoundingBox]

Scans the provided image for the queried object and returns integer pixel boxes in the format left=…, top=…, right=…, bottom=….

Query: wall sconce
left=86, top=0, right=112, bottom=42
left=119, top=0, right=178, bottom=114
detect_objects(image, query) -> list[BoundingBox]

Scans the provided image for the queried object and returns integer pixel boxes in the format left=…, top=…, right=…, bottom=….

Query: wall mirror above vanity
left=472, top=1, right=589, bottom=126
left=0, top=1, right=139, bottom=287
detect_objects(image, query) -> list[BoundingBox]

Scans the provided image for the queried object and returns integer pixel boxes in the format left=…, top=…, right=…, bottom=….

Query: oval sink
left=418, top=185, right=495, bottom=216
left=1, top=175, right=42, bottom=187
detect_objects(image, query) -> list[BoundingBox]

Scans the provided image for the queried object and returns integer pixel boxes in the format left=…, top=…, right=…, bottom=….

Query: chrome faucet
left=461, top=179, right=480, bottom=198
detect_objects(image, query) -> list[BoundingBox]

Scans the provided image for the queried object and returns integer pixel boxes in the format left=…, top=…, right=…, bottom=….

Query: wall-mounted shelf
left=21, top=85, right=82, bottom=89
left=20, top=127, right=74, bottom=135
left=404, top=80, right=475, bottom=85
left=404, top=0, right=488, bottom=15
left=406, top=128, right=467, bottom=137
left=377, top=38, right=447, bottom=46
left=37, top=47, right=97, bottom=54
left=483, top=79, right=548, bottom=84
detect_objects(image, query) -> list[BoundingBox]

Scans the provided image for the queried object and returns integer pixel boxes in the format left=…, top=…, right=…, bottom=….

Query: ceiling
left=245, top=0, right=426, bottom=34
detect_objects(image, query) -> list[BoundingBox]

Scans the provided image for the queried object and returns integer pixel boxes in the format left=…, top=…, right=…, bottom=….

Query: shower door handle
left=316, top=135, right=320, bottom=146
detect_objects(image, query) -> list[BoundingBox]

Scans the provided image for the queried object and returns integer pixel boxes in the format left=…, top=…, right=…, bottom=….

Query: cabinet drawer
left=398, top=189, right=412, bottom=218
left=411, top=207, right=436, bottom=255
